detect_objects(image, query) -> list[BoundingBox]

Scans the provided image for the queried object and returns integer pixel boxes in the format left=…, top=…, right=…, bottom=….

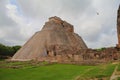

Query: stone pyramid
left=12, top=16, right=87, bottom=61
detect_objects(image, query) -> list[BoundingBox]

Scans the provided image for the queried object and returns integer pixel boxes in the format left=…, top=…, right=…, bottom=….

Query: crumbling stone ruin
left=12, top=6, right=120, bottom=64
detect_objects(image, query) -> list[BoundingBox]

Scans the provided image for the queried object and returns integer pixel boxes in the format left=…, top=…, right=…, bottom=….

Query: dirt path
left=110, top=65, right=120, bottom=80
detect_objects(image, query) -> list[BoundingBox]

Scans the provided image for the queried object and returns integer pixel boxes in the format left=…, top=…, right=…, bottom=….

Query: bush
left=0, top=43, right=21, bottom=58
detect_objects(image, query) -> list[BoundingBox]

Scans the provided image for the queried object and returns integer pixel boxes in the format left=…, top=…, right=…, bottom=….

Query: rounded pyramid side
left=12, top=16, right=88, bottom=61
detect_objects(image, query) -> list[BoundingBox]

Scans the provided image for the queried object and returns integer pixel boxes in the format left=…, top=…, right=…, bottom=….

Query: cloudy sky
left=0, top=0, right=120, bottom=49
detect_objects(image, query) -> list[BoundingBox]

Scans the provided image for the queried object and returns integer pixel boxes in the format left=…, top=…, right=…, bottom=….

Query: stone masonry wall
left=37, top=47, right=120, bottom=64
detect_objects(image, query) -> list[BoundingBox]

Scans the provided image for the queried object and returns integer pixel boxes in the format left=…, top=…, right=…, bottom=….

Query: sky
left=0, top=0, right=120, bottom=49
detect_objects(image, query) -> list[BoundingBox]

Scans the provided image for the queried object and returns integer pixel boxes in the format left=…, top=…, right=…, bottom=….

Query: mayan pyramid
left=12, top=16, right=87, bottom=61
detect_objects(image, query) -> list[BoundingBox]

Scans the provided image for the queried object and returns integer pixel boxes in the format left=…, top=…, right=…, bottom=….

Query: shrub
left=0, top=43, right=21, bottom=58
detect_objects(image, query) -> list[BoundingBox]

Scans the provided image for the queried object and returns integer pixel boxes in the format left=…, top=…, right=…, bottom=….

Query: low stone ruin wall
left=37, top=47, right=120, bottom=64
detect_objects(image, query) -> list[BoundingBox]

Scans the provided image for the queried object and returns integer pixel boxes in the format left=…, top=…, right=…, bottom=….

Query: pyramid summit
left=12, top=16, right=87, bottom=61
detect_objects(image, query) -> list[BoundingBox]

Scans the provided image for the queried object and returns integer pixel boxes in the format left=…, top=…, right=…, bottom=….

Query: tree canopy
left=0, top=43, right=21, bottom=57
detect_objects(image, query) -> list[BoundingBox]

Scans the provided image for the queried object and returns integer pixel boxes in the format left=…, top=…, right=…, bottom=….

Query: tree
left=0, top=43, right=21, bottom=57
left=12, top=46, right=21, bottom=53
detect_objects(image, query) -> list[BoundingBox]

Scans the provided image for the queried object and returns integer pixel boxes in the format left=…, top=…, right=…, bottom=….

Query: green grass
left=117, top=63, right=120, bottom=71
left=118, top=77, right=120, bottom=80
left=0, top=61, right=117, bottom=80
left=76, top=64, right=116, bottom=80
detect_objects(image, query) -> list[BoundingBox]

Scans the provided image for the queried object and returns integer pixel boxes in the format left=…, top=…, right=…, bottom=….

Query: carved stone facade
left=117, top=5, right=120, bottom=48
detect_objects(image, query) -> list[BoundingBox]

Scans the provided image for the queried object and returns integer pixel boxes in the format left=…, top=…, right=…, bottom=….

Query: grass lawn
left=118, top=77, right=120, bottom=80
left=117, top=63, right=120, bottom=71
left=0, top=61, right=117, bottom=80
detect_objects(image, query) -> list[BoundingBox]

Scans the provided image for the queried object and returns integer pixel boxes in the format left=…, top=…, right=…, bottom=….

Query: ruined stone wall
left=38, top=47, right=120, bottom=64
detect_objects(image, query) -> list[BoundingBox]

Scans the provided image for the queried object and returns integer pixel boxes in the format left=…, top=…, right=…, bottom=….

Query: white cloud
left=0, top=0, right=120, bottom=48
left=0, top=1, right=41, bottom=46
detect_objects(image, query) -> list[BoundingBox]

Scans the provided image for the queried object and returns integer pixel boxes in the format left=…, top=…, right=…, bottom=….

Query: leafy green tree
left=0, top=43, right=21, bottom=57
left=12, top=46, right=21, bottom=53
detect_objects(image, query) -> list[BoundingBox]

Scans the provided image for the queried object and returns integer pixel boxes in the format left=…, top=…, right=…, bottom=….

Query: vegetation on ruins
left=95, top=47, right=106, bottom=51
